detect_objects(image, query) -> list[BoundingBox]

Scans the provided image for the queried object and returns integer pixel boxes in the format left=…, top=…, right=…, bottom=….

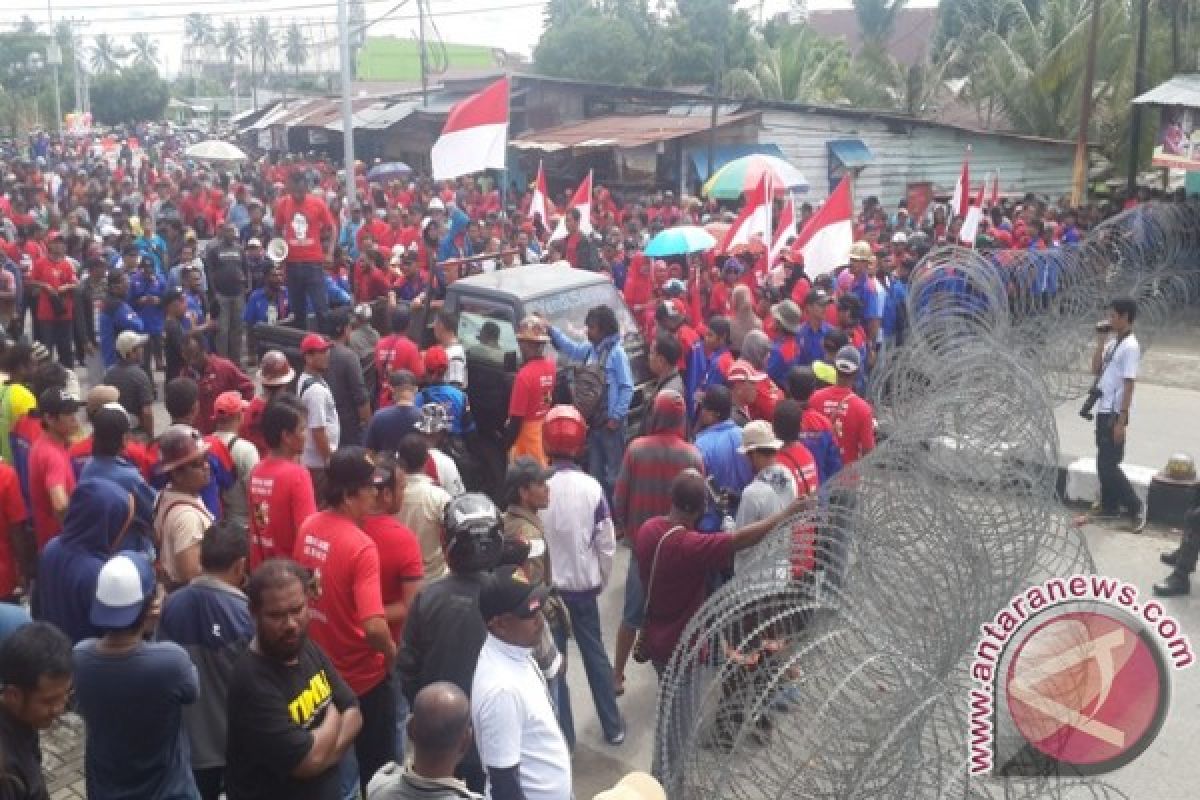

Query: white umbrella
left=185, top=140, right=248, bottom=162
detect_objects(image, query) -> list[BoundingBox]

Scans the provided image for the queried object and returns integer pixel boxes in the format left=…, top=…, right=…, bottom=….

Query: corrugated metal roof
left=1133, top=74, right=1200, bottom=106
left=326, top=101, right=419, bottom=132
left=511, top=111, right=759, bottom=152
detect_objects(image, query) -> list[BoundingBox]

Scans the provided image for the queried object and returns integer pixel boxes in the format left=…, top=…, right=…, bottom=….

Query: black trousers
left=356, top=676, right=398, bottom=794
left=192, top=767, right=222, bottom=800
left=40, top=319, right=75, bottom=368
left=1171, top=504, right=1200, bottom=576
left=1095, top=413, right=1140, bottom=516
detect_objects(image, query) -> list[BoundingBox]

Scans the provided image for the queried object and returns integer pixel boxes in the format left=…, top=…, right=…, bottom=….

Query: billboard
left=1152, top=107, right=1200, bottom=170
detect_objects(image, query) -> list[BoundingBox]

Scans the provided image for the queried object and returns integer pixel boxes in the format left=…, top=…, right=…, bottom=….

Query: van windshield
left=525, top=282, right=641, bottom=352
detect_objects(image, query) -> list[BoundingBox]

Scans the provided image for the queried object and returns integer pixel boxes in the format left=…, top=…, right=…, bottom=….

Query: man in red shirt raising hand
left=274, top=170, right=336, bottom=331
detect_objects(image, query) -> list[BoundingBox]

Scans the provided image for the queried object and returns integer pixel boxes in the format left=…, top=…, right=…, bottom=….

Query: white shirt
left=430, top=448, right=466, bottom=497
left=1097, top=333, right=1139, bottom=414
left=445, top=343, right=467, bottom=388
left=212, top=430, right=260, bottom=529
left=300, top=373, right=340, bottom=468
left=471, top=635, right=571, bottom=800
left=539, top=465, right=616, bottom=593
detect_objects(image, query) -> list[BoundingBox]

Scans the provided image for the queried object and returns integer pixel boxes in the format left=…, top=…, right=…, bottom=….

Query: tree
left=723, top=24, right=849, bottom=103
left=185, top=13, right=216, bottom=49
left=129, top=33, right=159, bottom=67
left=852, top=0, right=910, bottom=44
left=284, top=23, right=309, bottom=81
left=90, top=33, right=126, bottom=74
left=534, top=13, right=652, bottom=85
left=89, top=64, right=169, bottom=125
left=250, top=16, right=277, bottom=79
left=661, top=0, right=759, bottom=87
left=219, top=20, right=245, bottom=83
left=15, top=16, right=37, bottom=35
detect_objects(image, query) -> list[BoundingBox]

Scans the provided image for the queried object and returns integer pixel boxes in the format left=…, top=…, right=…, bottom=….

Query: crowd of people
left=0, top=132, right=1180, bottom=800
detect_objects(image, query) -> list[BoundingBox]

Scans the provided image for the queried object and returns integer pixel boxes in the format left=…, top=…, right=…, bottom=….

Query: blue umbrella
left=367, top=161, right=412, bottom=182
left=643, top=225, right=718, bottom=257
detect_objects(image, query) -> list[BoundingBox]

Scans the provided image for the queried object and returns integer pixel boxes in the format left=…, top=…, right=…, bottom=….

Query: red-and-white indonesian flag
left=431, top=77, right=509, bottom=181
left=949, top=146, right=971, bottom=219
left=550, top=171, right=593, bottom=241
left=769, top=197, right=796, bottom=266
left=530, top=160, right=555, bottom=232
left=790, top=176, right=853, bottom=277
left=719, top=172, right=772, bottom=253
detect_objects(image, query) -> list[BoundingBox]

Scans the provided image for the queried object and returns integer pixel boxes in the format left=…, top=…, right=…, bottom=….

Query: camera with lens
left=1079, top=387, right=1103, bottom=420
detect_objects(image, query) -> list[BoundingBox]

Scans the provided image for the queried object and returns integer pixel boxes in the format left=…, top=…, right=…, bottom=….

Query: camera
left=1079, top=387, right=1103, bottom=420
left=1095, top=320, right=1113, bottom=334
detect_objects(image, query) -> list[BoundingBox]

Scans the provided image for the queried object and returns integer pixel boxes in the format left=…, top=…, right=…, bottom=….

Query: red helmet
left=543, top=405, right=587, bottom=458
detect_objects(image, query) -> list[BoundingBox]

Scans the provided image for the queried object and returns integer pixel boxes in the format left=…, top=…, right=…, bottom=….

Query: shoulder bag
left=632, top=524, right=686, bottom=664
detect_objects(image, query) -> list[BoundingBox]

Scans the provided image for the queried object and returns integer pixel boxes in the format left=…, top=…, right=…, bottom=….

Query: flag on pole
left=719, top=172, right=772, bottom=253
left=769, top=196, right=796, bottom=266
left=989, top=169, right=1000, bottom=209
left=431, top=77, right=509, bottom=181
left=949, top=146, right=971, bottom=219
left=790, top=176, right=853, bottom=277
left=959, top=174, right=987, bottom=245
left=529, top=160, right=555, bottom=235
left=549, top=171, right=593, bottom=241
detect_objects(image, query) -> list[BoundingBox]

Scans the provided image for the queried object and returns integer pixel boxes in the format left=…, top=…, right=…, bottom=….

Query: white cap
left=116, top=330, right=149, bottom=358
left=427, top=197, right=445, bottom=211
left=90, top=553, right=155, bottom=629
left=891, top=231, right=908, bottom=244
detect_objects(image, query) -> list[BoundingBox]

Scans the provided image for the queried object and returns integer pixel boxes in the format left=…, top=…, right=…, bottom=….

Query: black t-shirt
left=224, top=639, right=357, bottom=800
left=103, top=361, right=156, bottom=421
left=164, top=318, right=187, bottom=383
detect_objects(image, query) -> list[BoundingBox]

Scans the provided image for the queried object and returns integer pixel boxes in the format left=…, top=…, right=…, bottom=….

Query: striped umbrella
left=703, top=154, right=809, bottom=199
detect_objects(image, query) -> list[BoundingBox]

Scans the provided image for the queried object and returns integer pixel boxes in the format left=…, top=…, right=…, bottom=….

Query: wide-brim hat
left=771, top=300, right=803, bottom=333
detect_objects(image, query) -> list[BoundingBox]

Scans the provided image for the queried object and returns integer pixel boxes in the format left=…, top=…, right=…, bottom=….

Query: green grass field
left=356, top=36, right=500, bottom=81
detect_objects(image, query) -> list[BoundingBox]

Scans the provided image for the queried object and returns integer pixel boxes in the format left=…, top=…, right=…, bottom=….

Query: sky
left=1, top=0, right=937, bottom=80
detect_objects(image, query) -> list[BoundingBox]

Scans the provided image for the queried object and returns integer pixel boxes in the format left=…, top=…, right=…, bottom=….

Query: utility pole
left=46, top=0, right=63, bottom=136
left=418, top=0, right=429, bottom=107
left=706, top=37, right=724, bottom=186
left=1127, top=0, right=1151, bottom=194
left=338, top=0, right=357, bottom=205
left=1071, top=0, right=1102, bottom=206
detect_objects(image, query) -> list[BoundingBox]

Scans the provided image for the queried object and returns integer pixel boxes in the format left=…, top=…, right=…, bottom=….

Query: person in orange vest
left=505, top=317, right=557, bottom=466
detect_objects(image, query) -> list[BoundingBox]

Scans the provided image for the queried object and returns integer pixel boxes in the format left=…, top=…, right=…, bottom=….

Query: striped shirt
left=612, top=434, right=704, bottom=538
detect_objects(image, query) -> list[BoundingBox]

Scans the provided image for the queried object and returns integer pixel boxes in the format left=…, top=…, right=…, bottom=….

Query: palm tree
left=219, top=19, right=245, bottom=82
left=723, top=25, right=849, bottom=103
left=852, top=0, right=910, bottom=45
left=284, top=23, right=310, bottom=83
left=129, top=33, right=159, bottom=67
left=184, top=13, right=216, bottom=95
left=249, top=16, right=278, bottom=108
left=90, top=33, right=126, bottom=74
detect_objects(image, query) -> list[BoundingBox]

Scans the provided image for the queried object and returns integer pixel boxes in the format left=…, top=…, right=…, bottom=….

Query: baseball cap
left=86, top=384, right=120, bottom=416
left=504, top=456, right=555, bottom=497
left=300, top=333, right=332, bottom=354
left=90, top=552, right=156, bottom=629
left=891, top=231, right=908, bottom=245
left=157, top=424, right=210, bottom=473
left=812, top=360, right=837, bottom=386
left=727, top=359, right=767, bottom=384
left=738, top=420, right=783, bottom=454
left=834, top=345, right=862, bottom=374
left=353, top=303, right=373, bottom=321
left=38, top=387, right=81, bottom=416
left=423, top=345, right=449, bottom=374
left=427, top=197, right=445, bottom=212
left=479, top=565, right=548, bottom=621
left=246, top=238, right=263, bottom=248
left=116, top=330, right=149, bottom=358
left=214, top=391, right=248, bottom=418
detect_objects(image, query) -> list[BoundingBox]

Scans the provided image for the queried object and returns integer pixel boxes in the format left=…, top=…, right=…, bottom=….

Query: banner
left=1152, top=107, right=1200, bottom=170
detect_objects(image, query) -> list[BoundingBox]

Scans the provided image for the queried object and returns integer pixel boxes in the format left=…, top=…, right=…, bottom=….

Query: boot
left=1153, top=573, right=1191, bottom=597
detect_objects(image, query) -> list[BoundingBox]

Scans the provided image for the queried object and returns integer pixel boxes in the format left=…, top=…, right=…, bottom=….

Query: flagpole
left=500, top=74, right=510, bottom=219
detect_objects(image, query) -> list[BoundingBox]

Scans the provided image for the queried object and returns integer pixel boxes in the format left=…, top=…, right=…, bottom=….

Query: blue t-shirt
left=98, top=299, right=146, bottom=369
left=73, top=639, right=200, bottom=800
left=243, top=288, right=288, bottom=326
left=130, top=272, right=167, bottom=335
left=415, top=384, right=475, bottom=435
left=364, top=404, right=423, bottom=452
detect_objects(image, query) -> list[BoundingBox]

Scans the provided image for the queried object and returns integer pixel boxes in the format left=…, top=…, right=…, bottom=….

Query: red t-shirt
left=374, top=334, right=425, bottom=407
left=32, top=258, right=76, bottom=322
left=747, top=379, right=781, bottom=422
left=360, top=269, right=393, bottom=302
left=361, top=514, right=423, bottom=640
left=508, top=357, right=556, bottom=421
left=293, top=510, right=388, bottom=696
left=29, top=434, right=75, bottom=549
left=68, top=436, right=154, bottom=478
left=808, top=386, right=876, bottom=465
left=775, top=442, right=819, bottom=578
left=0, top=464, right=28, bottom=597
left=274, top=194, right=336, bottom=263
left=238, top=396, right=268, bottom=457
left=633, top=516, right=735, bottom=666
left=247, top=456, right=317, bottom=568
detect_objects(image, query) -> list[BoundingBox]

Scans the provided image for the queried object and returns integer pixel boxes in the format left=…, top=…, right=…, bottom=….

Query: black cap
left=38, top=387, right=81, bottom=416
left=92, top=403, right=132, bottom=439
left=700, top=384, right=732, bottom=417
left=503, top=456, right=554, bottom=501
left=479, top=566, right=548, bottom=621
left=163, top=287, right=185, bottom=305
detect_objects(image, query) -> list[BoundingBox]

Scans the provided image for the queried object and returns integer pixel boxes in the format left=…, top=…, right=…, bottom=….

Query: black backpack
left=570, top=344, right=611, bottom=427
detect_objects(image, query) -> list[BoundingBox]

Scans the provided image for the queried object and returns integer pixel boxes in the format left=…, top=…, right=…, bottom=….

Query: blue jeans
left=393, top=676, right=409, bottom=762
left=587, top=423, right=625, bottom=506
left=555, top=592, right=623, bottom=741
left=620, top=552, right=645, bottom=628
left=286, top=261, right=329, bottom=331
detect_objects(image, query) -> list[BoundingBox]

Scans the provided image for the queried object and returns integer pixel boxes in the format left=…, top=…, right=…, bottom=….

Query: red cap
left=423, top=345, right=449, bottom=374
left=300, top=334, right=332, bottom=354
left=727, top=359, right=768, bottom=384
left=214, top=391, right=248, bottom=417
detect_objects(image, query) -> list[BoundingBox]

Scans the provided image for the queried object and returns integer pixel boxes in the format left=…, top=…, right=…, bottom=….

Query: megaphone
left=266, top=238, right=288, bottom=264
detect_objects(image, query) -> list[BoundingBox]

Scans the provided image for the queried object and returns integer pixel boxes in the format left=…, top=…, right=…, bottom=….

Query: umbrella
left=643, top=225, right=717, bottom=257
left=184, top=140, right=247, bottom=162
left=368, top=161, right=413, bottom=182
left=703, top=154, right=809, bottom=199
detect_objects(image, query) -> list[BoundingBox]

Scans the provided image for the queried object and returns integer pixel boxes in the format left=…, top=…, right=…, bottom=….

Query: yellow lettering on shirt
left=287, top=669, right=334, bottom=726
